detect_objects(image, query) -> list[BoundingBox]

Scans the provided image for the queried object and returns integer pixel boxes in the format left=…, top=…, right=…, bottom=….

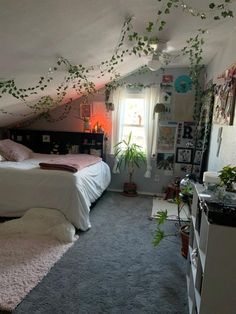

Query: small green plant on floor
left=153, top=210, right=174, bottom=246
left=152, top=194, right=191, bottom=247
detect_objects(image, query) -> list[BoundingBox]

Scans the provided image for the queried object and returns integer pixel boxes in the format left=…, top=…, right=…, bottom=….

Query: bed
left=0, top=152, right=111, bottom=231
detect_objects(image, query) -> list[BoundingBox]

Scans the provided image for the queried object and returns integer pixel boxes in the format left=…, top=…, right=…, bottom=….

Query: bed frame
left=8, top=129, right=104, bottom=158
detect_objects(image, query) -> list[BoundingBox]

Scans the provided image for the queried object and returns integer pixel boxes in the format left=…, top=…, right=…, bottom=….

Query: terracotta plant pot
left=123, top=182, right=137, bottom=196
left=180, top=224, right=190, bottom=258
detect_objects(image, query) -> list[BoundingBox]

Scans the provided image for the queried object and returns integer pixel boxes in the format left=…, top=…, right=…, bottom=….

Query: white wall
left=207, top=30, right=236, bottom=172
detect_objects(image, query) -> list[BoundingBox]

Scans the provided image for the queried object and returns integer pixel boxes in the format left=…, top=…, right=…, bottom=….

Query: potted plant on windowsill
left=114, top=132, right=146, bottom=196
left=218, top=165, right=236, bottom=192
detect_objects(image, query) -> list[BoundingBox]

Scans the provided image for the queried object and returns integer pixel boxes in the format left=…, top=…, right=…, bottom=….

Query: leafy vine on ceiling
left=0, top=0, right=234, bottom=123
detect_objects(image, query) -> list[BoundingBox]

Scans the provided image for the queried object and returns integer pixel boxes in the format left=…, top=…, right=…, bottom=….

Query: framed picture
left=42, top=135, right=50, bottom=143
left=162, top=75, right=173, bottom=84
left=156, top=153, right=174, bottom=171
left=176, top=147, right=192, bottom=164
left=193, top=150, right=202, bottom=165
left=80, top=104, right=91, bottom=118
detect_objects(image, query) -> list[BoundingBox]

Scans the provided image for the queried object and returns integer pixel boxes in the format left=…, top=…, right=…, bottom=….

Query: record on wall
left=174, top=75, right=192, bottom=93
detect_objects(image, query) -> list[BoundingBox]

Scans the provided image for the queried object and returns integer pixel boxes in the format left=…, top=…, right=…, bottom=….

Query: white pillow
left=0, top=139, right=33, bottom=161
left=0, top=154, right=6, bottom=161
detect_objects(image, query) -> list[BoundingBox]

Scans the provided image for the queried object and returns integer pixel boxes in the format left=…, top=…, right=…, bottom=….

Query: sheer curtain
left=143, top=85, right=160, bottom=178
left=109, top=86, right=127, bottom=173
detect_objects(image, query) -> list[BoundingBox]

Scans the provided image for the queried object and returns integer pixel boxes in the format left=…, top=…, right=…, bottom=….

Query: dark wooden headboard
left=9, top=129, right=104, bottom=158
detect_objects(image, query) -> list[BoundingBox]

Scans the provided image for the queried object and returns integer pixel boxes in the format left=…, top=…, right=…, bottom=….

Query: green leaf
left=155, top=210, right=168, bottom=225
left=152, top=229, right=165, bottom=246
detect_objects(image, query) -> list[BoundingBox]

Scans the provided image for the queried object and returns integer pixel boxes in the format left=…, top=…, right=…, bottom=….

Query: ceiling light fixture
left=147, top=59, right=162, bottom=71
left=149, top=41, right=158, bottom=51
left=147, top=39, right=168, bottom=71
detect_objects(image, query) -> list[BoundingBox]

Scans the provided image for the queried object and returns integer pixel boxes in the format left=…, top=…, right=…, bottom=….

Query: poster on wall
left=157, top=122, right=177, bottom=152
left=161, top=91, right=172, bottom=104
left=176, top=122, right=196, bottom=148
left=156, top=153, right=174, bottom=171
left=80, top=103, right=92, bottom=118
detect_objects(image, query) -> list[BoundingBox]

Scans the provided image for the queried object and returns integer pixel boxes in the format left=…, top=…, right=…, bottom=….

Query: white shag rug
left=151, top=197, right=190, bottom=221
left=0, top=208, right=79, bottom=312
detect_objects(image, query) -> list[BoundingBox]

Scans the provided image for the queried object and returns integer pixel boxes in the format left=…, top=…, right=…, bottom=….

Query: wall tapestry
left=212, top=67, right=236, bottom=126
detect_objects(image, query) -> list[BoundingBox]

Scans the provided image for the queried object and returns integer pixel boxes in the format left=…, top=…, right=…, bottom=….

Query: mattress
left=0, top=153, right=111, bottom=230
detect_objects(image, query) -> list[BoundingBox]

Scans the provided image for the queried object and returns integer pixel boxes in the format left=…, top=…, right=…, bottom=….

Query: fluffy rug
left=0, top=208, right=78, bottom=312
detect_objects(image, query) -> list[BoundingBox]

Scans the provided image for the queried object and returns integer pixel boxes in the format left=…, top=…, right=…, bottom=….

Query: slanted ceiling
left=0, top=0, right=236, bottom=127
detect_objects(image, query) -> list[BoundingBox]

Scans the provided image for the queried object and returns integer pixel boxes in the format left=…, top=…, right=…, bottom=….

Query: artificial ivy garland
left=0, top=0, right=234, bottom=122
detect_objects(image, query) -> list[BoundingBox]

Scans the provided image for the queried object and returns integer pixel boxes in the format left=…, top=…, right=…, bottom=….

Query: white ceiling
left=0, top=0, right=236, bottom=127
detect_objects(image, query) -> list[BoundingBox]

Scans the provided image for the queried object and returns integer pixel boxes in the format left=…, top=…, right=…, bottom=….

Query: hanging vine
left=0, top=0, right=234, bottom=122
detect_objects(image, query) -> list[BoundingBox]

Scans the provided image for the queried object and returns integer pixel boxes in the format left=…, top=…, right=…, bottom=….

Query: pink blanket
left=39, top=154, right=102, bottom=173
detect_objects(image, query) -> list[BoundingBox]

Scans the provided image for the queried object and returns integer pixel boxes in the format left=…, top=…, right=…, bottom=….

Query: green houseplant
left=218, top=165, right=236, bottom=192
left=153, top=187, right=193, bottom=258
left=114, top=132, right=146, bottom=196
left=153, top=208, right=190, bottom=258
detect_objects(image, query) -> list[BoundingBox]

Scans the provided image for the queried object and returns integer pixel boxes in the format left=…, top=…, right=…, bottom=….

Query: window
left=110, top=86, right=160, bottom=177
left=120, top=95, right=146, bottom=151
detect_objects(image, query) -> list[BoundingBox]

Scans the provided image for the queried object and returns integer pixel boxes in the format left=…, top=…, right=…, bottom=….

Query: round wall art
left=174, top=75, right=192, bottom=93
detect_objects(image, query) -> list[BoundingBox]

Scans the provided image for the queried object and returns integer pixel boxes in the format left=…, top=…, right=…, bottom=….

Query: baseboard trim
left=107, top=188, right=164, bottom=197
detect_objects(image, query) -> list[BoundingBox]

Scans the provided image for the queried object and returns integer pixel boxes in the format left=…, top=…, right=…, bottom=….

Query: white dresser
left=187, top=184, right=236, bottom=314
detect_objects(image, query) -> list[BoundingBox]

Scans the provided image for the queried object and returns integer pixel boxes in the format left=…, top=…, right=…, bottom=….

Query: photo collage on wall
left=174, top=121, right=201, bottom=176
left=156, top=121, right=177, bottom=175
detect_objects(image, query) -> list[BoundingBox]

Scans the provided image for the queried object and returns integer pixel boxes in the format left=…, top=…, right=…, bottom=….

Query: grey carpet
left=11, top=192, right=188, bottom=314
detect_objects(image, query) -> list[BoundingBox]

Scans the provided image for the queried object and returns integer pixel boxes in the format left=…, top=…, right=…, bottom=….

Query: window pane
left=120, top=97, right=146, bottom=151
left=123, top=126, right=145, bottom=149
left=124, top=98, right=144, bottom=126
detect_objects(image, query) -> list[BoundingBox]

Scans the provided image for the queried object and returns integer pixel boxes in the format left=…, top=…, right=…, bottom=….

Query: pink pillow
left=0, top=139, right=33, bottom=161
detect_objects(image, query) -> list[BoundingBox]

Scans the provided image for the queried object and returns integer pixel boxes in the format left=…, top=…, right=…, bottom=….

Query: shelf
left=186, top=273, right=196, bottom=314
left=193, top=223, right=200, bottom=248
left=187, top=184, right=236, bottom=314
left=189, top=247, right=197, bottom=286
left=198, top=248, right=206, bottom=272
left=188, top=295, right=194, bottom=314
left=195, top=288, right=201, bottom=314
left=82, top=144, right=102, bottom=147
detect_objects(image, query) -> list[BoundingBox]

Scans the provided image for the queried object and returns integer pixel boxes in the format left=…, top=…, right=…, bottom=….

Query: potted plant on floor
left=152, top=184, right=193, bottom=258
left=114, top=132, right=146, bottom=196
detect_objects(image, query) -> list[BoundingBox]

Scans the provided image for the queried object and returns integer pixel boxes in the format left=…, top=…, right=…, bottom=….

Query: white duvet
left=0, top=153, right=111, bottom=231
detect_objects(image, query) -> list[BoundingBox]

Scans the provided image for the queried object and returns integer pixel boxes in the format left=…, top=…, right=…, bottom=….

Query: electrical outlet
left=154, top=174, right=159, bottom=182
